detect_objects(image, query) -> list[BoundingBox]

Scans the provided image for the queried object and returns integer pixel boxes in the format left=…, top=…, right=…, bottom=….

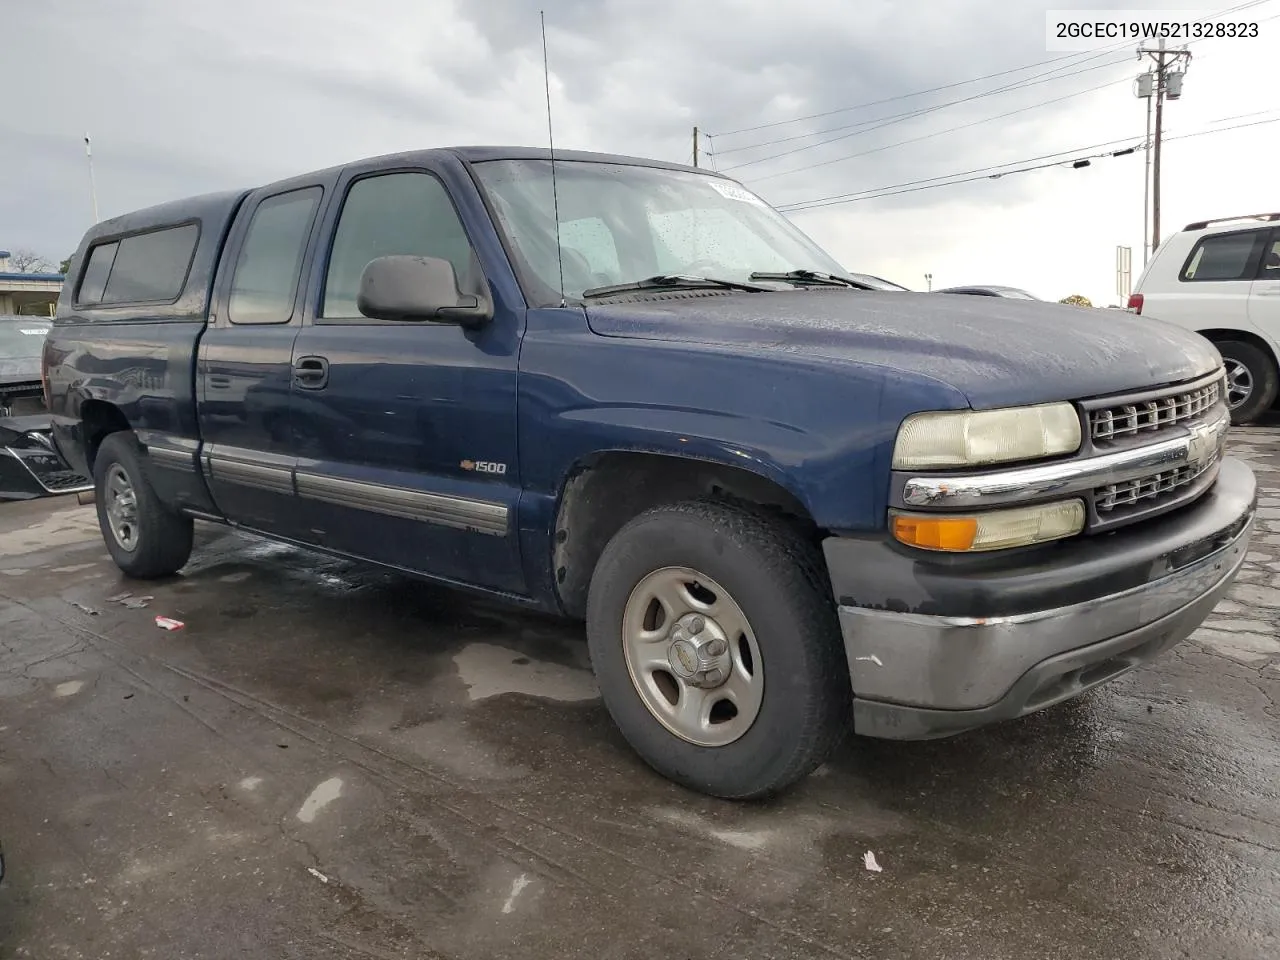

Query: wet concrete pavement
left=1, top=432, right=1278, bottom=960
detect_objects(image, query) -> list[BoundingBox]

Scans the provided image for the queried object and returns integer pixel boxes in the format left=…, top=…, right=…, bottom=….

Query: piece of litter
left=855, top=654, right=884, bottom=667
left=863, top=851, right=883, bottom=873
left=154, top=616, right=185, bottom=631
left=122, top=596, right=154, bottom=609
left=71, top=602, right=99, bottom=616
left=107, top=592, right=132, bottom=603
left=307, top=867, right=330, bottom=884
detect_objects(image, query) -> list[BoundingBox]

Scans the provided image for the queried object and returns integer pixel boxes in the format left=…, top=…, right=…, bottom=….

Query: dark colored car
left=935, top=284, right=1042, bottom=299
left=0, top=316, right=50, bottom=415
left=1, top=317, right=92, bottom=500
left=44, top=146, right=1254, bottom=799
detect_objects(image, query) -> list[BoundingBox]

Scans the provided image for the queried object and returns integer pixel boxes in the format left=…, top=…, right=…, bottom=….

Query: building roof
left=0, top=273, right=64, bottom=283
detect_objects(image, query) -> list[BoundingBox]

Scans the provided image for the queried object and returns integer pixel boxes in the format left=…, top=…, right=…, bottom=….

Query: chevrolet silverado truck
left=44, top=147, right=1256, bottom=799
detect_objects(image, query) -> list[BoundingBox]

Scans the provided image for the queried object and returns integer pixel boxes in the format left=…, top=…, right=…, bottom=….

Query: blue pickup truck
left=44, top=147, right=1256, bottom=798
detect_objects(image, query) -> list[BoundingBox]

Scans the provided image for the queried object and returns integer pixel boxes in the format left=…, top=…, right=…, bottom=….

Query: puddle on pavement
left=452, top=643, right=597, bottom=703
left=0, top=507, right=99, bottom=557
left=296, top=777, right=344, bottom=823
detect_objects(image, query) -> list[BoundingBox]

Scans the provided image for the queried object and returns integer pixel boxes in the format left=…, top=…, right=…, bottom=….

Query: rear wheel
left=93, top=432, right=194, bottom=579
left=1216, top=340, right=1278, bottom=425
left=585, top=500, right=850, bottom=799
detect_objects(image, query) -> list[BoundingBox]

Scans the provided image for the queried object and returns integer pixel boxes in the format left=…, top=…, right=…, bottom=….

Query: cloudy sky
left=4, top=0, right=1277, bottom=305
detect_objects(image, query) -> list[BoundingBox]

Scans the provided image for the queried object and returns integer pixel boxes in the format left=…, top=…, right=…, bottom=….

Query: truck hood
left=584, top=290, right=1221, bottom=408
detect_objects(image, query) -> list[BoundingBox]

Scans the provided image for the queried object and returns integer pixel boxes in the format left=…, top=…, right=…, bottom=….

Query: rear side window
left=228, top=187, right=323, bottom=325
left=1180, top=230, right=1265, bottom=282
left=321, top=172, right=475, bottom=320
left=77, top=223, right=200, bottom=305
left=77, top=242, right=118, bottom=302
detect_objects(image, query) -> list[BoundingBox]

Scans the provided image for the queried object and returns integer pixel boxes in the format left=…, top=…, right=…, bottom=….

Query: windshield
left=0, top=320, right=50, bottom=360
left=472, top=159, right=848, bottom=304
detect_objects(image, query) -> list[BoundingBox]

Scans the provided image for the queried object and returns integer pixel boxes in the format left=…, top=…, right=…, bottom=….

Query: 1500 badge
left=461, top=460, right=507, bottom=475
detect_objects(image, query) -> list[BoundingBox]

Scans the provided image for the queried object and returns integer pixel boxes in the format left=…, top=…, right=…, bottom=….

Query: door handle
left=208, top=374, right=232, bottom=390
left=293, top=356, right=329, bottom=389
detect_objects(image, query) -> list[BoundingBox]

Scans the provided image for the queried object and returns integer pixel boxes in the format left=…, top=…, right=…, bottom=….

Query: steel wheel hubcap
left=105, top=464, right=140, bottom=553
left=621, top=566, right=763, bottom=747
left=1225, top=358, right=1253, bottom=410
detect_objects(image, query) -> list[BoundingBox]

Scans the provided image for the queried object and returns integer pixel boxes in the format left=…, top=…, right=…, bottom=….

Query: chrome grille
left=1095, top=454, right=1218, bottom=513
left=1091, top=379, right=1221, bottom=442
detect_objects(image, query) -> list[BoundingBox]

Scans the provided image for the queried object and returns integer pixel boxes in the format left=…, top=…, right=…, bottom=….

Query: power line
left=707, top=0, right=1271, bottom=141
left=715, top=54, right=1130, bottom=163
left=731, top=0, right=1265, bottom=179
left=775, top=135, right=1145, bottom=211
left=747, top=74, right=1132, bottom=184
left=781, top=148, right=1139, bottom=211
left=709, top=55, right=1088, bottom=138
left=706, top=0, right=1274, bottom=158
left=776, top=116, right=1279, bottom=213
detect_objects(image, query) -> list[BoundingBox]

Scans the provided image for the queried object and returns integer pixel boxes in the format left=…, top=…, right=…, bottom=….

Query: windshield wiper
left=748, top=269, right=871, bottom=289
left=581, top=274, right=771, bottom=299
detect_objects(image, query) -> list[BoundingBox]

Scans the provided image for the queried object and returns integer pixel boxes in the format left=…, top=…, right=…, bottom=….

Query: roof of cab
left=75, top=146, right=725, bottom=248
left=291, top=145, right=722, bottom=180
left=447, top=145, right=721, bottom=177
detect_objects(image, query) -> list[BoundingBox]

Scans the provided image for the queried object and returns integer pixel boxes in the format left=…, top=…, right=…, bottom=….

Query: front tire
left=1216, top=340, right=1278, bottom=425
left=585, top=500, right=850, bottom=799
left=93, top=432, right=194, bottom=579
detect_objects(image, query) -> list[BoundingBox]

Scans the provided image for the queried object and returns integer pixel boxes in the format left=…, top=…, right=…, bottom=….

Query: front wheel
left=93, top=432, right=194, bottom=579
left=1217, top=340, right=1278, bottom=425
left=585, top=500, right=850, bottom=799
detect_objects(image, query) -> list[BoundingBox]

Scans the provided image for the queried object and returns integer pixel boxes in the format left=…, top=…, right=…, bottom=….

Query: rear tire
left=1216, top=340, right=1278, bottom=425
left=93, top=432, right=194, bottom=579
left=585, top=499, right=850, bottom=799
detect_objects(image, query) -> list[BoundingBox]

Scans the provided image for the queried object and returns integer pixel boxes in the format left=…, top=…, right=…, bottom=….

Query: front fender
left=518, top=327, right=968, bottom=532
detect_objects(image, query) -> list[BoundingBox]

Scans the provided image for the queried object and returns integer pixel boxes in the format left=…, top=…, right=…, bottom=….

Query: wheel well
left=1197, top=328, right=1279, bottom=367
left=552, top=452, right=819, bottom=620
left=1197, top=330, right=1280, bottom=408
left=80, top=400, right=131, bottom=471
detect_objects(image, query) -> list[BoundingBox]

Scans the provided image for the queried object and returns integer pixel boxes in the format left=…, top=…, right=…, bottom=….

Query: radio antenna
left=540, top=10, right=567, bottom=307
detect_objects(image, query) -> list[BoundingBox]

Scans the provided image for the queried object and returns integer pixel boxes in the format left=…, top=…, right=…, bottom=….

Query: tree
left=6, top=249, right=54, bottom=274
left=1059, top=294, right=1093, bottom=307
left=59, top=257, right=73, bottom=275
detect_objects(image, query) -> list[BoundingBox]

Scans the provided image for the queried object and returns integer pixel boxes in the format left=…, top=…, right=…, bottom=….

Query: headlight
left=892, top=403, right=1081, bottom=470
left=891, top=499, right=1086, bottom=552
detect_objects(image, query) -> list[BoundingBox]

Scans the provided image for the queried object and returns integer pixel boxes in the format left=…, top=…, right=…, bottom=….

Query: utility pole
left=1138, top=38, right=1190, bottom=254
left=84, top=133, right=99, bottom=223
left=692, top=126, right=699, bottom=167
left=1136, top=70, right=1154, bottom=264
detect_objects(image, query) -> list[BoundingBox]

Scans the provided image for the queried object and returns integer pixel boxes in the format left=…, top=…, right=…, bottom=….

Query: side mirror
left=357, top=255, right=493, bottom=328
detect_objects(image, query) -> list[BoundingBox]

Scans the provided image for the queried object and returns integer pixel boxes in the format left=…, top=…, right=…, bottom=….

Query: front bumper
left=1, top=416, right=93, bottom=501
left=825, top=455, right=1256, bottom=740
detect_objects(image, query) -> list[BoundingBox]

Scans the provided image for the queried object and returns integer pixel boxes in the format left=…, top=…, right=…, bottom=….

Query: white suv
left=1129, top=213, right=1280, bottom=423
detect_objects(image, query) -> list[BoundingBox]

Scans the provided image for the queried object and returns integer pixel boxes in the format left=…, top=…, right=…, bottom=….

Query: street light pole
left=84, top=134, right=99, bottom=224
left=924, top=273, right=933, bottom=292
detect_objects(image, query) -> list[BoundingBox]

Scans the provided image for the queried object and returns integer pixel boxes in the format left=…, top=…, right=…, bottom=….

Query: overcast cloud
left=4, top=0, right=1277, bottom=304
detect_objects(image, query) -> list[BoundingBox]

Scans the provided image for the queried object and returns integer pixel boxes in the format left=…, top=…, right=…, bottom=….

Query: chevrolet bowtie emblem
left=1186, top=418, right=1224, bottom=466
